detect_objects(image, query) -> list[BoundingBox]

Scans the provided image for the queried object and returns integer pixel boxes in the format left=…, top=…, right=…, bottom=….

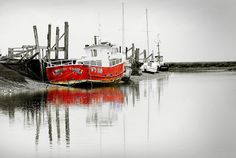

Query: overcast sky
left=0, top=0, right=236, bottom=62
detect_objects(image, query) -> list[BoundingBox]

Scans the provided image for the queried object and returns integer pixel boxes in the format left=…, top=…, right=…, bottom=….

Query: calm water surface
left=0, top=72, right=236, bottom=158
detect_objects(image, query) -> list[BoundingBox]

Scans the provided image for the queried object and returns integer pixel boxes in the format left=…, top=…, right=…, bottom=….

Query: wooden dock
left=0, top=22, right=69, bottom=81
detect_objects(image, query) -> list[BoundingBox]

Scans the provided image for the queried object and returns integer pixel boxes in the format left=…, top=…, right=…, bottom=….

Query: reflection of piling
left=47, top=104, right=53, bottom=144
left=147, top=80, right=150, bottom=144
left=65, top=107, right=70, bottom=146
left=0, top=92, right=73, bottom=147
left=8, top=106, right=15, bottom=123
left=35, top=107, right=41, bottom=145
left=56, top=107, right=61, bottom=143
left=123, top=110, right=126, bottom=158
left=158, top=82, right=161, bottom=112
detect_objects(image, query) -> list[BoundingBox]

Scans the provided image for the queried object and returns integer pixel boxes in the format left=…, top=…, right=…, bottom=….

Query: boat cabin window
left=91, top=49, right=97, bottom=57
left=91, top=60, right=96, bottom=66
left=84, top=60, right=102, bottom=66
left=155, top=56, right=163, bottom=62
left=84, top=61, right=90, bottom=65
left=111, top=48, right=118, bottom=55
left=77, top=61, right=83, bottom=64
left=109, top=58, right=121, bottom=66
left=96, top=60, right=102, bottom=66
left=148, top=62, right=152, bottom=66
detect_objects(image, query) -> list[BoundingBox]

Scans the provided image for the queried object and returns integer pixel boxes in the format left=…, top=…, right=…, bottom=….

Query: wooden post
left=125, top=47, right=128, bottom=59
left=55, top=27, right=60, bottom=59
left=8, top=48, right=13, bottom=58
left=30, top=50, right=33, bottom=57
left=33, top=26, right=40, bottom=54
left=131, top=43, right=135, bottom=58
left=143, top=50, right=147, bottom=62
left=33, top=25, right=44, bottom=81
left=64, top=22, right=69, bottom=59
left=135, top=48, right=140, bottom=62
left=25, top=46, right=29, bottom=58
left=47, top=24, right=51, bottom=60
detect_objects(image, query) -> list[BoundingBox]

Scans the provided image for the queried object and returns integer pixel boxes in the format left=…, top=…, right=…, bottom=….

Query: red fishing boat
left=46, top=37, right=125, bottom=85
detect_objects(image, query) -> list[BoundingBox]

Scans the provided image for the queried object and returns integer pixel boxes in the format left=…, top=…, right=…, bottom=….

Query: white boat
left=141, top=55, right=161, bottom=73
left=122, top=60, right=132, bottom=81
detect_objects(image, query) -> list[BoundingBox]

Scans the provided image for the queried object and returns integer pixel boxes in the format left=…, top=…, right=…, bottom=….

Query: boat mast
left=122, top=2, right=125, bottom=54
left=157, top=34, right=161, bottom=65
left=98, top=13, right=101, bottom=44
left=146, top=8, right=150, bottom=58
left=157, top=40, right=161, bottom=65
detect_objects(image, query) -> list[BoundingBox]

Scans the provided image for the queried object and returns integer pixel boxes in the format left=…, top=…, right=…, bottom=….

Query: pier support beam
left=125, top=47, right=128, bottom=59
left=33, top=25, right=44, bottom=81
left=33, top=26, right=40, bottom=55
left=131, top=43, right=135, bottom=59
left=55, top=27, right=60, bottom=60
left=143, top=50, right=147, bottom=62
left=47, top=24, right=51, bottom=60
left=135, top=48, right=140, bottom=62
left=64, top=22, right=69, bottom=59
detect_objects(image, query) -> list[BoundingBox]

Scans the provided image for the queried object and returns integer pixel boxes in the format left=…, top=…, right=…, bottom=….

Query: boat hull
left=46, top=63, right=124, bottom=85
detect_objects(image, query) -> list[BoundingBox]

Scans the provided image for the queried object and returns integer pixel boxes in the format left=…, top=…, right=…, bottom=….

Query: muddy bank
left=0, top=77, right=51, bottom=95
left=166, top=61, right=236, bottom=72
left=0, top=64, right=54, bottom=94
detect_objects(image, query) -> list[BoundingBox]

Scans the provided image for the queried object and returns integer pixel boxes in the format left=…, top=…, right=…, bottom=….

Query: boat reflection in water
left=47, top=87, right=124, bottom=106
left=47, top=87, right=125, bottom=127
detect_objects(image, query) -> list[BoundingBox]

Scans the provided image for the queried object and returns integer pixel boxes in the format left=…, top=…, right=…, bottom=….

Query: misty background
left=0, top=0, right=236, bottom=62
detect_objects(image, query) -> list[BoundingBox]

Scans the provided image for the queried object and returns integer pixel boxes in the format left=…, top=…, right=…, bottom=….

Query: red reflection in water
left=46, top=87, right=124, bottom=106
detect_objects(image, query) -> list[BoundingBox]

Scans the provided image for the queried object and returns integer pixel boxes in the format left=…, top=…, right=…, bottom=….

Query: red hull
left=46, top=63, right=124, bottom=85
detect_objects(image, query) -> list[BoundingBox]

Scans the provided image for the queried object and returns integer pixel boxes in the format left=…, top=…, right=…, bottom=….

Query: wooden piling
left=64, top=22, right=69, bottom=59
left=33, top=26, right=40, bottom=54
left=8, top=48, right=13, bottom=57
left=47, top=24, right=51, bottom=60
left=131, top=47, right=142, bottom=76
left=125, top=47, right=128, bottom=59
left=33, top=25, right=44, bottom=81
left=55, top=27, right=60, bottom=60
left=131, top=43, right=135, bottom=58
left=143, top=50, right=147, bottom=62
left=135, top=48, right=140, bottom=62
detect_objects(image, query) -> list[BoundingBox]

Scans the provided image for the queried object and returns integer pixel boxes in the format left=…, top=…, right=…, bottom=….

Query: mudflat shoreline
left=0, top=63, right=58, bottom=94
left=1, top=61, right=236, bottom=94
left=166, top=61, right=236, bottom=72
